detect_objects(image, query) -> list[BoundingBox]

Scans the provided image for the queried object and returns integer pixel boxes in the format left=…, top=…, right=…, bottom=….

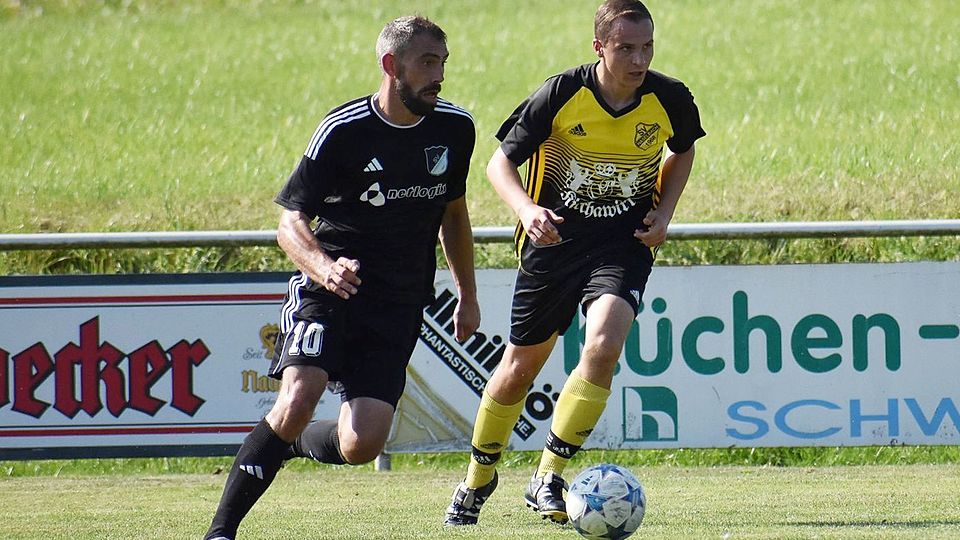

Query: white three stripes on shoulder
left=436, top=98, right=474, bottom=122
left=304, top=101, right=371, bottom=160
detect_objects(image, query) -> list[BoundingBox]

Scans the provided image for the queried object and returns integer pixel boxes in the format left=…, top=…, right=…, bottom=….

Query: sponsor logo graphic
left=360, top=182, right=448, bottom=207
left=561, top=159, right=641, bottom=218
left=0, top=316, right=210, bottom=419
left=563, top=291, right=923, bottom=378
left=241, top=370, right=281, bottom=393
left=360, top=182, right=386, bottom=207
left=726, top=397, right=960, bottom=441
left=421, top=288, right=549, bottom=440
left=568, top=123, right=587, bottom=137
left=363, top=157, right=383, bottom=172
left=424, top=145, right=449, bottom=176
left=634, top=122, right=660, bottom=149
left=622, top=386, right=678, bottom=442
left=259, top=324, right=279, bottom=354
left=386, top=183, right=447, bottom=201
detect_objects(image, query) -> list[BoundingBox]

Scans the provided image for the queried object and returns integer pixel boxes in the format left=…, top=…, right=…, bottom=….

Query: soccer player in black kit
left=204, top=15, right=479, bottom=540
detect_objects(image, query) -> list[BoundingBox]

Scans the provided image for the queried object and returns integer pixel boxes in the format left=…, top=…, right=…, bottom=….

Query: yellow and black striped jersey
left=497, top=62, right=705, bottom=271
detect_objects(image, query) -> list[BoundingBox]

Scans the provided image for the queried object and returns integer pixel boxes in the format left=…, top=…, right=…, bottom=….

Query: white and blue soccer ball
left=567, top=463, right=646, bottom=540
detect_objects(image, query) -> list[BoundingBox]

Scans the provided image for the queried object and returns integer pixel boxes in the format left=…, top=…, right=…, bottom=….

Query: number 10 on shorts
left=287, top=321, right=325, bottom=356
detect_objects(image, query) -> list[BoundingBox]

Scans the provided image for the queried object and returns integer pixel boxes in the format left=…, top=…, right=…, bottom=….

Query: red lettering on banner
left=1, top=318, right=210, bottom=420
left=53, top=317, right=126, bottom=418
left=168, top=340, right=210, bottom=415
left=12, top=344, right=55, bottom=417
left=0, top=348, right=7, bottom=409
left=127, top=341, right=171, bottom=415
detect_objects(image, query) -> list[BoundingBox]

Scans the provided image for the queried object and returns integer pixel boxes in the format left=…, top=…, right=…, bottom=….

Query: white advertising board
left=1, top=263, right=958, bottom=459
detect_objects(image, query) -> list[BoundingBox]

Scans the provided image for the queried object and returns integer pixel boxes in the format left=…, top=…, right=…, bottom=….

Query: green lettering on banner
left=852, top=314, right=901, bottom=371
left=623, top=320, right=671, bottom=376
left=681, top=316, right=725, bottom=375
left=733, top=291, right=783, bottom=374
left=563, top=311, right=583, bottom=375
left=792, top=314, right=843, bottom=373
left=624, top=298, right=672, bottom=376
left=564, top=290, right=907, bottom=379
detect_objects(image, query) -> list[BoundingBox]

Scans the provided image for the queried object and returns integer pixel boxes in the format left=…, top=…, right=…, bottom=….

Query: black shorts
left=269, top=292, right=422, bottom=408
left=510, top=244, right=654, bottom=346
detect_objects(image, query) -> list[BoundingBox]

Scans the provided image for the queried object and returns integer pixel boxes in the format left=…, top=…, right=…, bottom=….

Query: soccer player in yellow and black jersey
left=445, top=0, right=704, bottom=527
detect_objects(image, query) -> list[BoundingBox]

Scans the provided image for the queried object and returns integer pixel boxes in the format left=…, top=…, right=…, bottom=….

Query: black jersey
left=497, top=63, right=705, bottom=273
left=275, top=95, right=475, bottom=311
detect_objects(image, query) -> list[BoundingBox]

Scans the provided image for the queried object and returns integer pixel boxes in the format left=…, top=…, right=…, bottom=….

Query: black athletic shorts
left=510, top=243, right=654, bottom=346
left=268, top=291, right=422, bottom=409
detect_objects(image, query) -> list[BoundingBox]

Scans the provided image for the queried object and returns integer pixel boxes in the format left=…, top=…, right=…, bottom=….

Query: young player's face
left=595, top=17, right=654, bottom=89
left=394, top=35, right=448, bottom=116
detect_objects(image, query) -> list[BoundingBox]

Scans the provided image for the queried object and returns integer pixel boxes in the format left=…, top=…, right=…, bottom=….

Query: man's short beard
left=394, top=64, right=438, bottom=117
left=395, top=78, right=436, bottom=117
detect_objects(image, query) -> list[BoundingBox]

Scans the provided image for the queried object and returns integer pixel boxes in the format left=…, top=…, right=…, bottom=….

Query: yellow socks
left=465, top=390, right=525, bottom=489
left=536, top=373, right=610, bottom=478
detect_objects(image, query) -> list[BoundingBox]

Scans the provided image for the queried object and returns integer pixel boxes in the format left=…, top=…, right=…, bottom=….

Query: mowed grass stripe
left=0, top=465, right=958, bottom=539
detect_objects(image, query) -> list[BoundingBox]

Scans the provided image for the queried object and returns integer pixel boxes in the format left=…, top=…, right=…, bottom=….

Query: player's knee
left=581, top=337, right=622, bottom=365
left=493, top=355, right=540, bottom=390
left=338, top=436, right=384, bottom=464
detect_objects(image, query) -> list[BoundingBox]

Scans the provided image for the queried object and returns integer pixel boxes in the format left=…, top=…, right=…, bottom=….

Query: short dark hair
left=594, top=0, right=653, bottom=44
left=376, top=15, right=446, bottom=65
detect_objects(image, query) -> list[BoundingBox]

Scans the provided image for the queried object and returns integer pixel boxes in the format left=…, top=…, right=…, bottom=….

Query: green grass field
left=2, top=2, right=960, bottom=539
left=2, top=454, right=960, bottom=539
left=2, top=0, right=959, bottom=273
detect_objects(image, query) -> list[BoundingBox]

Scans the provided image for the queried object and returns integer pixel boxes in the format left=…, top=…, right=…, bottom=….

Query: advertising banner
left=1, top=263, right=958, bottom=459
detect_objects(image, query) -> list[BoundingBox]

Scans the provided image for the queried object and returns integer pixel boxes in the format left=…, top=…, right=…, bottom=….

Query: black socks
left=204, top=419, right=291, bottom=540
left=288, top=419, right=348, bottom=465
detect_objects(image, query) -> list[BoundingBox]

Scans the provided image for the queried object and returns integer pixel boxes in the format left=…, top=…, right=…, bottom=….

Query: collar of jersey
left=369, top=94, right=426, bottom=129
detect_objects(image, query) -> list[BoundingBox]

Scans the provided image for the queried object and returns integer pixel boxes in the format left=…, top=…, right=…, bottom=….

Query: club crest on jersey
left=424, top=146, right=449, bottom=176
left=634, top=122, right=660, bottom=150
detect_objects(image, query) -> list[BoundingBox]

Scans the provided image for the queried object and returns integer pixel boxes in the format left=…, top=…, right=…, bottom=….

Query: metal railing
left=1, top=220, right=959, bottom=251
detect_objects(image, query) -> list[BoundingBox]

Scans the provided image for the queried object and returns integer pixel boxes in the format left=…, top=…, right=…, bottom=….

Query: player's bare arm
left=635, top=145, right=696, bottom=247
left=439, top=195, right=481, bottom=342
left=276, top=208, right=361, bottom=299
left=487, top=147, right=565, bottom=245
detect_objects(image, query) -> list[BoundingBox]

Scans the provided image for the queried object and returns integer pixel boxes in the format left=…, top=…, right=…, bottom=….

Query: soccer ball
left=567, top=464, right=646, bottom=540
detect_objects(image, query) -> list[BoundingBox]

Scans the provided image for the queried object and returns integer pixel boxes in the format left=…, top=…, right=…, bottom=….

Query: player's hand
left=452, top=296, right=481, bottom=343
left=321, top=257, right=361, bottom=299
left=518, top=203, right=564, bottom=246
left=634, top=208, right=669, bottom=247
